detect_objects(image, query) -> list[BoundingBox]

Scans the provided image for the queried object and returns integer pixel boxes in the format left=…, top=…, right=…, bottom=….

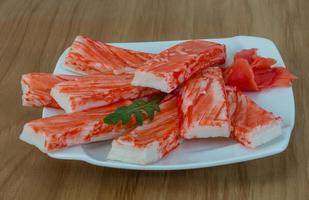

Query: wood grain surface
left=0, top=0, right=308, bottom=199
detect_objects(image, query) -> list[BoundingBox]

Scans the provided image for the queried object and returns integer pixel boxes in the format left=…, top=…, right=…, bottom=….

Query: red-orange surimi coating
left=21, top=72, right=159, bottom=111
left=178, top=67, right=230, bottom=138
left=21, top=73, right=80, bottom=108
left=226, top=86, right=282, bottom=147
left=51, top=74, right=160, bottom=113
left=133, top=40, right=226, bottom=92
left=23, top=100, right=135, bottom=152
left=113, top=95, right=180, bottom=156
left=64, top=36, right=155, bottom=75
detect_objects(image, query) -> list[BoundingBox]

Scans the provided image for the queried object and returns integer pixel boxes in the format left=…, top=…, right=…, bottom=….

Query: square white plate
left=44, top=36, right=295, bottom=170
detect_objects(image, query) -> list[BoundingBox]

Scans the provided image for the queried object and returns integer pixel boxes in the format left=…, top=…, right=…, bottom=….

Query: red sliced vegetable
left=254, top=67, right=297, bottom=89
left=224, top=49, right=297, bottom=91
left=234, top=48, right=257, bottom=64
left=251, top=56, right=276, bottom=69
left=224, top=58, right=258, bottom=91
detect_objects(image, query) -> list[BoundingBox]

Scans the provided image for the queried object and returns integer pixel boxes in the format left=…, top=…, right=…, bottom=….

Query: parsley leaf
left=103, top=95, right=164, bottom=126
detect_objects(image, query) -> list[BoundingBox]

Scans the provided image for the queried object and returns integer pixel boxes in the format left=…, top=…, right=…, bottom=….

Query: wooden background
left=0, top=0, right=308, bottom=199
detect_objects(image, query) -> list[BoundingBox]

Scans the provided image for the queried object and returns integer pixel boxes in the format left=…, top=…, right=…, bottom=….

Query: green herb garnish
left=104, top=95, right=164, bottom=126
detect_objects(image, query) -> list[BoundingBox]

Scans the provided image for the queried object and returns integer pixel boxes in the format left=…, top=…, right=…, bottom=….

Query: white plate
left=44, top=36, right=295, bottom=170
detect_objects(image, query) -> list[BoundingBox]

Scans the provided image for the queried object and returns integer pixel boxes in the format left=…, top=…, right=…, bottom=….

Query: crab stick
left=108, top=95, right=180, bottom=164
left=21, top=73, right=78, bottom=108
left=178, top=67, right=230, bottom=139
left=132, top=40, right=226, bottom=93
left=51, top=74, right=159, bottom=113
left=20, top=100, right=135, bottom=152
left=64, top=36, right=155, bottom=75
left=226, top=86, right=282, bottom=148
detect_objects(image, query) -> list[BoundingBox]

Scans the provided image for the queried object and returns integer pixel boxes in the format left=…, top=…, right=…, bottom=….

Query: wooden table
left=0, top=0, right=307, bottom=199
